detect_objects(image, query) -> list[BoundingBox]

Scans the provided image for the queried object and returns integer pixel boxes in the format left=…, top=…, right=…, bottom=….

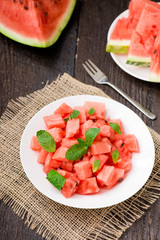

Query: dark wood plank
left=74, top=0, right=160, bottom=240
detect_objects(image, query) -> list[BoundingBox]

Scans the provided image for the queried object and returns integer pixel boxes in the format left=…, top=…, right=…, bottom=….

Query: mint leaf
left=65, top=143, right=88, bottom=161
left=70, top=110, right=80, bottom=119
left=37, top=130, right=56, bottom=153
left=112, top=150, right=119, bottom=164
left=88, top=107, right=95, bottom=115
left=46, top=170, right=66, bottom=190
left=64, top=118, right=69, bottom=122
left=77, top=138, right=87, bottom=146
left=92, top=159, right=100, bottom=173
left=85, top=128, right=100, bottom=147
left=109, top=122, right=121, bottom=135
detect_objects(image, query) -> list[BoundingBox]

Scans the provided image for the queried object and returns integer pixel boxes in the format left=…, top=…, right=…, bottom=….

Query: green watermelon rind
left=149, top=73, right=160, bottom=82
left=106, top=40, right=130, bottom=54
left=126, top=55, right=151, bottom=67
left=0, top=0, right=77, bottom=48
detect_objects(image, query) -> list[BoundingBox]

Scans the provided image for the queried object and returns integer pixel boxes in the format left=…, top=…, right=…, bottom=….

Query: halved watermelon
left=126, top=4, right=160, bottom=66
left=149, top=32, right=160, bottom=82
left=0, top=0, right=77, bottom=47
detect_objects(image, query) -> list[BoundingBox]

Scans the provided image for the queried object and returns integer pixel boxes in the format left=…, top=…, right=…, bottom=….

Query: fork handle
left=105, top=81, right=156, bottom=120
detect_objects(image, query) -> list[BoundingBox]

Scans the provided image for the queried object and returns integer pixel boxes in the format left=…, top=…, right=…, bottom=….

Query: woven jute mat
left=0, top=73, right=160, bottom=240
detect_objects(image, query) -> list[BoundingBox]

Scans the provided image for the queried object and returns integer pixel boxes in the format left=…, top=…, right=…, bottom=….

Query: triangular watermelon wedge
left=0, top=0, right=76, bottom=48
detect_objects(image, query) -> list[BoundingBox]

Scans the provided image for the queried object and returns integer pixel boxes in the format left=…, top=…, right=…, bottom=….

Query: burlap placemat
left=0, top=73, right=160, bottom=240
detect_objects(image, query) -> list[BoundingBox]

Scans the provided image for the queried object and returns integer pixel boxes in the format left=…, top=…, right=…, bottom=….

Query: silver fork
left=83, top=59, right=156, bottom=120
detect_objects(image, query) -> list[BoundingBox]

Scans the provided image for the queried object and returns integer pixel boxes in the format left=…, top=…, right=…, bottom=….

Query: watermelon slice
left=0, top=0, right=76, bottom=47
left=126, top=4, right=160, bottom=66
left=149, top=33, right=160, bottom=82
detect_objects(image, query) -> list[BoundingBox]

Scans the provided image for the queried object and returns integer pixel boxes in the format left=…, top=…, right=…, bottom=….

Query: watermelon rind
left=149, top=73, right=160, bottom=82
left=126, top=55, right=150, bottom=67
left=0, top=0, right=77, bottom=48
left=106, top=40, right=130, bottom=54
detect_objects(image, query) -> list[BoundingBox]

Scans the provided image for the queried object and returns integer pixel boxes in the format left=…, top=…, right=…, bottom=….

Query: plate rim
left=20, top=95, right=155, bottom=209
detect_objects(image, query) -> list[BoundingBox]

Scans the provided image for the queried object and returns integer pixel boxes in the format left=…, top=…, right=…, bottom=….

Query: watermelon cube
left=61, top=138, right=78, bottom=148
left=66, top=118, right=80, bottom=138
left=124, top=134, right=139, bottom=152
left=100, top=125, right=112, bottom=137
left=48, top=127, right=64, bottom=142
left=82, top=155, right=90, bottom=162
left=74, top=106, right=86, bottom=123
left=97, top=165, right=115, bottom=187
left=90, top=154, right=108, bottom=173
left=52, top=146, right=70, bottom=162
left=57, top=169, right=76, bottom=178
left=108, top=118, right=124, bottom=134
left=76, top=177, right=100, bottom=194
left=90, top=142, right=111, bottom=155
left=30, top=136, right=41, bottom=151
left=84, top=101, right=106, bottom=118
left=74, top=161, right=92, bottom=180
left=116, top=158, right=132, bottom=173
left=61, top=161, right=73, bottom=172
left=43, top=165, right=54, bottom=175
left=54, top=103, right=73, bottom=117
left=43, top=114, right=65, bottom=129
left=61, top=178, right=78, bottom=198
left=106, top=168, right=125, bottom=189
left=93, top=119, right=107, bottom=128
left=81, top=120, right=94, bottom=135
left=45, top=153, right=61, bottom=168
left=37, top=148, right=48, bottom=164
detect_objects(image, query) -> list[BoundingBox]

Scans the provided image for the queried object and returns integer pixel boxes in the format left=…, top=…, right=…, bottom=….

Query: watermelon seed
left=121, top=142, right=124, bottom=147
left=103, top=119, right=108, bottom=123
left=13, top=0, right=17, bottom=2
left=75, top=181, right=79, bottom=187
left=93, top=119, right=97, bottom=122
left=44, top=12, right=48, bottom=17
left=34, top=2, right=37, bottom=8
left=19, top=0, right=23, bottom=4
left=154, top=49, right=157, bottom=54
left=24, top=6, right=29, bottom=10
left=118, top=178, right=123, bottom=183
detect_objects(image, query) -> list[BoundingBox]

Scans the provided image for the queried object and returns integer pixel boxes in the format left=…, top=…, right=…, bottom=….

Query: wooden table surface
left=0, top=0, right=160, bottom=239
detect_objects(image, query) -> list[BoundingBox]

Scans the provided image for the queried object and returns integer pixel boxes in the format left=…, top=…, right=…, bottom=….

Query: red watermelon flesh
left=76, top=177, right=100, bottom=195
left=30, top=136, right=41, bottom=151
left=0, top=0, right=77, bottom=47
left=127, top=4, right=160, bottom=66
left=149, top=32, right=160, bottom=82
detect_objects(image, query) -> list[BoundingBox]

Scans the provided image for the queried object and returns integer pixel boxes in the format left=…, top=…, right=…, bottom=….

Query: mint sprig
left=85, top=128, right=100, bottom=147
left=70, top=110, right=80, bottom=119
left=46, top=170, right=66, bottom=190
left=88, top=107, right=95, bottom=115
left=112, top=150, right=119, bottom=164
left=109, top=122, right=121, bottom=135
left=65, top=128, right=100, bottom=161
left=37, top=130, right=56, bottom=153
left=92, top=159, right=100, bottom=173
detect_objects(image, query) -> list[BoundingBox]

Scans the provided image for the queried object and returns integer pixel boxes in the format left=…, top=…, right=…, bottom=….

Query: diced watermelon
left=74, top=161, right=92, bottom=180
left=43, top=114, right=65, bottom=129
left=107, top=168, right=125, bottom=189
left=84, top=101, right=106, bottom=119
left=30, top=136, right=41, bottom=151
left=116, top=158, right=132, bottom=173
left=43, top=165, right=54, bottom=175
left=76, top=177, right=100, bottom=194
left=100, top=125, right=112, bottom=137
left=45, top=153, right=61, bottom=168
left=82, top=155, right=90, bottom=162
left=61, top=161, right=73, bottom=172
left=37, top=148, right=48, bottom=164
left=61, top=138, right=78, bottom=148
left=57, top=169, right=76, bottom=178
left=124, top=134, right=139, bottom=152
left=66, top=118, right=80, bottom=138
left=97, top=165, right=115, bottom=188
left=90, top=142, right=111, bottom=155
left=61, top=178, right=78, bottom=198
left=52, top=146, right=70, bottom=162
left=90, top=155, right=109, bottom=174
left=74, top=106, right=86, bottom=123
left=80, top=120, right=94, bottom=135
left=93, top=119, right=108, bottom=128
left=48, top=128, right=64, bottom=142
left=54, top=103, right=73, bottom=117
left=108, top=118, right=124, bottom=134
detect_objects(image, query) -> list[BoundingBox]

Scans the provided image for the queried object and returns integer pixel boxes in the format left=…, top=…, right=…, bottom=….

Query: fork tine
left=82, top=63, right=95, bottom=78
left=85, top=61, right=96, bottom=74
left=87, top=59, right=102, bottom=73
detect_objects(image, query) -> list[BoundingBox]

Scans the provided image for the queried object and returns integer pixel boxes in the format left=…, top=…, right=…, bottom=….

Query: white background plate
left=20, top=95, right=155, bottom=209
left=107, top=10, right=152, bottom=82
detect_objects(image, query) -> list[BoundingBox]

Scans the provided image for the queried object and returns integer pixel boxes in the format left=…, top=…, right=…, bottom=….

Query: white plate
left=107, top=10, right=151, bottom=82
left=20, top=95, right=155, bottom=209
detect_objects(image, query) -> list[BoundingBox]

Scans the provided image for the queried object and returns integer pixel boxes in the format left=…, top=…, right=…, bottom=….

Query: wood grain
left=0, top=0, right=160, bottom=239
